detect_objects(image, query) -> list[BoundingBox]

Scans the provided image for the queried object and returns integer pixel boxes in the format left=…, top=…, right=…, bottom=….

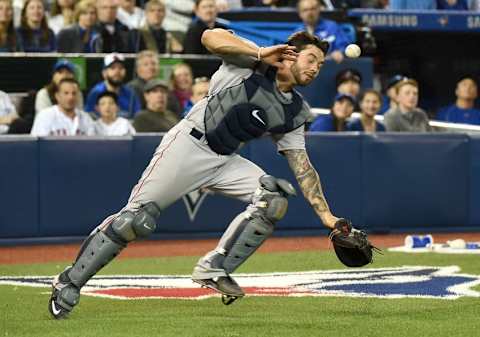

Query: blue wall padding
left=0, top=133, right=478, bottom=241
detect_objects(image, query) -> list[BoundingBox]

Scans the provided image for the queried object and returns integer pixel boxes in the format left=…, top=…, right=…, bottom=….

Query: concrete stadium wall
left=0, top=133, right=478, bottom=244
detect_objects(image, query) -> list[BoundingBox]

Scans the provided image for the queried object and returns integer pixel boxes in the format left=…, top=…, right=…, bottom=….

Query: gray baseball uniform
left=49, top=35, right=318, bottom=318
left=98, top=56, right=307, bottom=229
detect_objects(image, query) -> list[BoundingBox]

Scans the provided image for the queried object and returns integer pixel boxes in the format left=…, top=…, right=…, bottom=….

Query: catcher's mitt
left=328, top=218, right=380, bottom=267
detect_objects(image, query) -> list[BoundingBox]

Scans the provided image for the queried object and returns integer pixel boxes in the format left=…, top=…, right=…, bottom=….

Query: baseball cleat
left=193, top=275, right=245, bottom=305
left=48, top=269, right=80, bottom=319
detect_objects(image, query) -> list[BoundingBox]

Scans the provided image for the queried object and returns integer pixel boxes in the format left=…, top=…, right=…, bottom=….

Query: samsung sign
left=361, top=14, right=418, bottom=28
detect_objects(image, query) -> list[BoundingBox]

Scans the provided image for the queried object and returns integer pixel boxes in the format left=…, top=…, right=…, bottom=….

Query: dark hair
left=96, top=91, right=118, bottom=105
left=57, top=77, right=79, bottom=90
left=0, top=0, right=16, bottom=50
left=359, top=89, right=382, bottom=105
left=287, top=31, right=329, bottom=56
left=20, top=0, right=50, bottom=47
left=194, top=0, right=210, bottom=7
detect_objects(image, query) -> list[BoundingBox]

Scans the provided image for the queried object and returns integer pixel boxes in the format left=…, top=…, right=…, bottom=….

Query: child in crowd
left=94, top=91, right=136, bottom=136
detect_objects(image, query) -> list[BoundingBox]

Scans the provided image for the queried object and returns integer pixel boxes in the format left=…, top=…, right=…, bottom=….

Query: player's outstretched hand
left=260, top=45, right=298, bottom=69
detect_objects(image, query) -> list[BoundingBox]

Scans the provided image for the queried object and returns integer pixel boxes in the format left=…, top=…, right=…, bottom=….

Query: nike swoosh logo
left=252, top=110, right=265, bottom=125
left=51, top=301, right=62, bottom=315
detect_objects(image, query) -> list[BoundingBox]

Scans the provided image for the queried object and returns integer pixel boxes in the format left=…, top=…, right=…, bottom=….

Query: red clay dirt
left=2, top=232, right=480, bottom=265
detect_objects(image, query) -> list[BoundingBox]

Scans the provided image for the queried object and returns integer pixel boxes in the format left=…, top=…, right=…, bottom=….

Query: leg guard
left=49, top=202, right=160, bottom=319
left=193, top=175, right=296, bottom=278
left=67, top=202, right=160, bottom=288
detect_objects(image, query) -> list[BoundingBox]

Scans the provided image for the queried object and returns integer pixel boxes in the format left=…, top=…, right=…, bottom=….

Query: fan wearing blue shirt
left=310, top=93, right=355, bottom=131
left=436, top=76, right=480, bottom=125
left=85, top=53, right=141, bottom=119
left=347, top=89, right=386, bottom=132
left=295, top=0, right=352, bottom=64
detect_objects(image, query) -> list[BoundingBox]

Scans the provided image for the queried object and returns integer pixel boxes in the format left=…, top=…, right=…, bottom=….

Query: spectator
left=57, top=0, right=98, bottom=53
left=170, top=62, right=193, bottom=109
left=16, top=0, right=56, bottom=52
left=384, top=78, right=431, bottom=132
left=379, top=74, right=406, bottom=115
left=309, top=93, right=355, bottom=131
left=117, top=0, right=144, bottom=30
left=347, top=89, right=385, bottom=132
left=35, top=59, right=83, bottom=114
left=436, top=76, right=480, bottom=125
left=129, top=0, right=183, bottom=53
left=85, top=53, right=141, bottom=119
left=162, top=0, right=194, bottom=34
left=48, top=0, right=75, bottom=34
left=437, top=0, right=468, bottom=9
left=336, top=68, right=362, bottom=98
left=389, top=0, right=436, bottom=9
left=0, top=90, right=18, bottom=134
left=133, top=79, right=180, bottom=132
left=127, top=50, right=182, bottom=115
left=31, top=78, right=95, bottom=136
left=184, top=76, right=209, bottom=116
left=93, top=91, right=136, bottom=135
left=0, top=0, right=20, bottom=51
left=91, top=0, right=131, bottom=53
left=183, top=0, right=227, bottom=55
left=295, top=0, right=352, bottom=63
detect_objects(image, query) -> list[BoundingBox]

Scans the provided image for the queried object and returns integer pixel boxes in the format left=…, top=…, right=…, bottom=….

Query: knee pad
left=254, top=175, right=296, bottom=222
left=110, top=202, right=161, bottom=243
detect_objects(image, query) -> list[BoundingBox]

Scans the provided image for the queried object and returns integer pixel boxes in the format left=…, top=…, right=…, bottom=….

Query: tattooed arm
left=283, top=149, right=338, bottom=229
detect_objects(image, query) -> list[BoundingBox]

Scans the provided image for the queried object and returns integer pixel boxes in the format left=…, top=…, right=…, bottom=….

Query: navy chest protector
left=204, top=66, right=311, bottom=155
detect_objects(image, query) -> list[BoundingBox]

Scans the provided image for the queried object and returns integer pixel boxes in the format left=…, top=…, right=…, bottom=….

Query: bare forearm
left=201, top=28, right=258, bottom=58
left=283, top=149, right=336, bottom=228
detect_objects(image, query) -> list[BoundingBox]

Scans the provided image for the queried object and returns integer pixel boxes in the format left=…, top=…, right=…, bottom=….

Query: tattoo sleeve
left=283, top=149, right=330, bottom=217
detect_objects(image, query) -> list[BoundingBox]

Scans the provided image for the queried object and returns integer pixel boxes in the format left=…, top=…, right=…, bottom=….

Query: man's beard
left=291, top=62, right=309, bottom=87
left=106, top=76, right=123, bottom=87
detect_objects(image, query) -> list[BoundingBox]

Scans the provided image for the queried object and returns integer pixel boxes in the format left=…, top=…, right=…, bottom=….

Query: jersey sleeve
left=30, top=109, right=53, bottom=136
left=272, top=126, right=306, bottom=152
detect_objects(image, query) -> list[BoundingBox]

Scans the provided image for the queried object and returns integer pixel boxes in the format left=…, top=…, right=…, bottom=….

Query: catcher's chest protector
left=204, top=66, right=311, bottom=155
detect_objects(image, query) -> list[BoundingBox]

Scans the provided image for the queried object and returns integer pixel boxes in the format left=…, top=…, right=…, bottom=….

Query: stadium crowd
left=0, top=0, right=479, bottom=135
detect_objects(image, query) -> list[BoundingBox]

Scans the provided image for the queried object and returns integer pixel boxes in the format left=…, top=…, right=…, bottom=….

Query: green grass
left=1, top=251, right=480, bottom=337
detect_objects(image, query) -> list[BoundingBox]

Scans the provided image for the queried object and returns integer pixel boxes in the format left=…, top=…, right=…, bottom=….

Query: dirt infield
left=2, top=232, right=480, bottom=265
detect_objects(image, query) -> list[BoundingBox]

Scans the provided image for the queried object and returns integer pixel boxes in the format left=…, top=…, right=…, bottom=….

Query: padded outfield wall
left=0, top=133, right=478, bottom=244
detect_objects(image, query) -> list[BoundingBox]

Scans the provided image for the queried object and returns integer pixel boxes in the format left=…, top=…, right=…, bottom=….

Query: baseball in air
left=345, top=44, right=361, bottom=58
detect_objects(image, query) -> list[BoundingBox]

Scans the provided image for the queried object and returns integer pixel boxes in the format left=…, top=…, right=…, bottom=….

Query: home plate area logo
left=2, top=266, right=480, bottom=300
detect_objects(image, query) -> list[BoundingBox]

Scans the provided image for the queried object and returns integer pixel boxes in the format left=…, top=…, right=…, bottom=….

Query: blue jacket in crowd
left=85, top=82, right=141, bottom=119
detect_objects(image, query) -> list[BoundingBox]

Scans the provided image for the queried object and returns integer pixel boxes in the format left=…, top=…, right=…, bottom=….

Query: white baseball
left=345, top=44, right=361, bottom=58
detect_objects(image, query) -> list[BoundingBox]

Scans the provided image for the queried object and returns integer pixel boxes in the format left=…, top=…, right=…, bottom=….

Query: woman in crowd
left=347, top=89, right=385, bottom=132
left=0, top=0, right=19, bottom=51
left=16, top=0, right=56, bottom=52
left=57, top=0, right=97, bottom=53
left=170, top=62, right=193, bottom=109
left=48, top=0, right=76, bottom=34
left=309, top=93, right=356, bottom=132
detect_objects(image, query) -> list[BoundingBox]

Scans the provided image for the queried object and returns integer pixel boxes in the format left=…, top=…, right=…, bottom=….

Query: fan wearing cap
left=85, top=53, right=141, bottom=119
left=336, top=68, right=362, bottom=98
left=93, top=91, right=136, bottom=136
left=35, top=59, right=84, bottom=114
left=384, top=78, right=431, bottom=132
left=310, top=93, right=355, bottom=131
left=132, top=79, right=180, bottom=132
left=295, top=0, right=353, bottom=63
left=379, top=74, right=406, bottom=115
left=436, top=76, right=480, bottom=125
left=347, top=89, right=385, bottom=132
